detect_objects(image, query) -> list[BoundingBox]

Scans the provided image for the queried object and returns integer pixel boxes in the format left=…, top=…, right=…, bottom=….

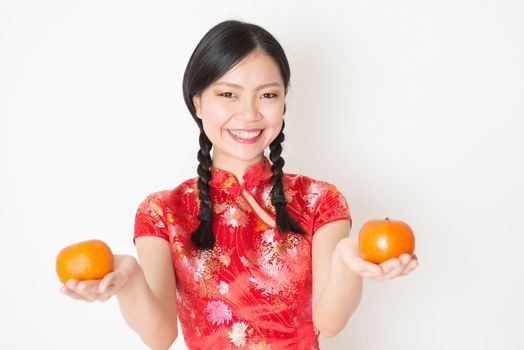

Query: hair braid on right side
left=269, top=123, right=306, bottom=236
left=191, top=130, right=215, bottom=249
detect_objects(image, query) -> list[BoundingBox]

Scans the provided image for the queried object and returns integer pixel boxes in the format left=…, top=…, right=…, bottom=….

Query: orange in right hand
left=56, top=239, right=114, bottom=284
left=358, top=218, right=415, bottom=264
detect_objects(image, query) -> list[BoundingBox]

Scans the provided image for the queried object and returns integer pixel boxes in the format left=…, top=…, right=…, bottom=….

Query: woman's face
left=192, top=50, right=286, bottom=170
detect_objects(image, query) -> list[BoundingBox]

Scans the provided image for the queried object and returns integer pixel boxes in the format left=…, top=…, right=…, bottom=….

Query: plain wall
left=1, top=0, right=523, bottom=349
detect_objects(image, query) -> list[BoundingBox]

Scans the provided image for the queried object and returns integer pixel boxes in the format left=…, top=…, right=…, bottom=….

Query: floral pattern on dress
left=134, top=156, right=351, bottom=350
left=229, top=321, right=249, bottom=347
left=222, top=205, right=249, bottom=228
left=249, top=259, right=292, bottom=296
left=205, top=300, right=233, bottom=325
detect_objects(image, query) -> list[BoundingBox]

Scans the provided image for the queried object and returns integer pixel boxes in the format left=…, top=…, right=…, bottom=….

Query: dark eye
left=261, top=93, right=277, bottom=99
left=220, top=92, right=234, bottom=98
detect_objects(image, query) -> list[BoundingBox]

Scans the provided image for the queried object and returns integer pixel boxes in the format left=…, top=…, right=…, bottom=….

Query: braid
left=269, top=121, right=306, bottom=235
left=191, top=130, right=216, bottom=249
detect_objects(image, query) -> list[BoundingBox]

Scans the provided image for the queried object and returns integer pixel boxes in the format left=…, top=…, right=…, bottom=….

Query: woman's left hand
left=335, top=234, right=419, bottom=281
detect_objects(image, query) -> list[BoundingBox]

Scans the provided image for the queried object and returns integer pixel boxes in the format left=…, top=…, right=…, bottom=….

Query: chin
left=223, top=150, right=264, bottom=162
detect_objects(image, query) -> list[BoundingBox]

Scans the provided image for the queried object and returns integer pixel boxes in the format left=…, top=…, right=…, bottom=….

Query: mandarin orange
left=358, top=218, right=415, bottom=264
left=56, top=239, right=114, bottom=284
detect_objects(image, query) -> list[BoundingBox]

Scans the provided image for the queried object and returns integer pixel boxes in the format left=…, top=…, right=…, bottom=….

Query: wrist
left=116, top=256, right=142, bottom=296
left=332, top=239, right=363, bottom=278
left=332, top=242, right=351, bottom=273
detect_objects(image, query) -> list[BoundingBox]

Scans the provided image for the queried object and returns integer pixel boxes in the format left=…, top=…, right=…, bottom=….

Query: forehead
left=215, top=51, right=284, bottom=87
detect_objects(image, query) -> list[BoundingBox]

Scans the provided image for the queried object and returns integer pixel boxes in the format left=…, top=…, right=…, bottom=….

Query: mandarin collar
left=210, top=157, right=273, bottom=196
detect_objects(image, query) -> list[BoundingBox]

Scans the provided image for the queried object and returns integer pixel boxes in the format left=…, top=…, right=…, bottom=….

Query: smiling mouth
left=227, top=129, right=263, bottom=139
left=226, top=129, right=264, bottom=144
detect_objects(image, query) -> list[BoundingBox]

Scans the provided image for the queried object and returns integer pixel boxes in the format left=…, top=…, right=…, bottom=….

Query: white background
left=1, top=0, right=523, bottom=349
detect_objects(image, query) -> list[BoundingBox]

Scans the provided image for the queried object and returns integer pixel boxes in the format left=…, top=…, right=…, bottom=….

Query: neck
left=212, top=152, right=264, bottom=183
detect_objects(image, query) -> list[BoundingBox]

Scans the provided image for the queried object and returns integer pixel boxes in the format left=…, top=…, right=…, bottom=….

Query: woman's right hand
left=59, top=254, right=139, bottom=303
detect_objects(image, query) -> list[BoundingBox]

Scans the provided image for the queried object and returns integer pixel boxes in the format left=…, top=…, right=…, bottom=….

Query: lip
left=227, top=129, right=264, bottom=144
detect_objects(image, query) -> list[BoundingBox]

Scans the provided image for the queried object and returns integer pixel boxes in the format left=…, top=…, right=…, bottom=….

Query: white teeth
left=228, top=130, right=262, bottom=139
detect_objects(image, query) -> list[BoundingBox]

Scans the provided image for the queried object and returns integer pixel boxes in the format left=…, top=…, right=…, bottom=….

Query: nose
left=236, top=97, right=261, bottom=122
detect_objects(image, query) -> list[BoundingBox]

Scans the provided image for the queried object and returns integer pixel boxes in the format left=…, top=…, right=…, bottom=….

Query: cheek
left=201, top=102, right=234, bottom=128
left=260, top=103, right=285, bottom=126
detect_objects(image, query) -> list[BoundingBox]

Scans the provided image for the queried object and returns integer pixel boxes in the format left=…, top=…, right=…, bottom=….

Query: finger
left=398, top=253, right=412, bottom=266
left=74, top=280, right=103, bottom=302
left=379, top=258, right=402, bottom=275
left=73, top=285, right=98, bottom=301
left=355, top=263, right=382, bottom=278
left=60, top=286, right=88, bottom=301
left=401, top=254, right=418, bottom=272
left=96, top=294, right=112, bottom=302
left=62, top=281, right=102, bottom=302
left=64, top=279, right=95, bottom=300
left=352, top=257, right=383, bottom=274
left=383, top=261, right=405, bottom=279
left=371, top=258, right=403, bottom=281
left=342, top=255, right=382, bottom=276
left=361, top=270, right=383, bottom=279
left=99, top=272, right=122, bottom=294
left=65, top=279, right=79, bottom=290
left=401, top=257, right=419, bottom=276
left=76, top=280, right=101, bottom=294
left=361, top=262, right=387, bottom=279
left=385, top=254, right=413, bottom=279
left=82, top=289, right=101, bottom=303
left=97, top=273, right=128, bottom=301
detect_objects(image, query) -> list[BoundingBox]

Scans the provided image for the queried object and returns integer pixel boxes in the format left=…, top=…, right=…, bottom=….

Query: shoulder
left=283, top=172, right=349, bottom=216
left=284, top=173, right=351, bottom=233
left=137, top=177, right=199, bottom=212
left=169, top=177, right=199, bottom=200
left=283, top=172, right=342, bottom=196
left=134, top=177, right=200, bottom=230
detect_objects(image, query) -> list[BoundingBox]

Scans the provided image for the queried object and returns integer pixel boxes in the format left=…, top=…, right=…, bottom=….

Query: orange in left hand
left=56, top=239, right=114, bottom=284
left=358, top=218, right=415, bottom=264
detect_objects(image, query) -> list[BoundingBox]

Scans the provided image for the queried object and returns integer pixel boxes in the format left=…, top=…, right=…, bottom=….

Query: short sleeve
left=133, top=192, right=170, bottom=242
left=312, top=183, right=351, bottom=234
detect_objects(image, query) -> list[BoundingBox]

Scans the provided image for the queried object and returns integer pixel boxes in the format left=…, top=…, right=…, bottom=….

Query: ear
left=192, top=95, right=202, bottom=119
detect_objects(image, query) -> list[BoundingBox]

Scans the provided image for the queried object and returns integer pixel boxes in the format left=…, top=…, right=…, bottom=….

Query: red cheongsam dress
left=134, top=156, right=351, bottom=350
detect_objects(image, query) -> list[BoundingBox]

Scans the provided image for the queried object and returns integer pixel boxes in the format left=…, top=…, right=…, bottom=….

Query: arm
left=60, top=236, right=178, bottom=350
left=116, top=236, right=178, bottom=350
left=312, top=219, right=361, bottom=337
left=312, top=220, right=419, bottom=337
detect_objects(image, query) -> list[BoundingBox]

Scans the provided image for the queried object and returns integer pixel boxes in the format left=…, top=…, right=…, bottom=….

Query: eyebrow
left=213, top=81, right=283, bottom=90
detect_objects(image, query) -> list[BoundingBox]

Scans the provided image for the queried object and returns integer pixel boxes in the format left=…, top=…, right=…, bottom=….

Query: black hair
left=182, top=20, right=305, bottom=250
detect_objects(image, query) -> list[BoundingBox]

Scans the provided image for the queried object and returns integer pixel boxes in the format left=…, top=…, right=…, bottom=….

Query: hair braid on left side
left=269, top=121, right=306, bottom=235
left=191, top=130, right=215, bottom=249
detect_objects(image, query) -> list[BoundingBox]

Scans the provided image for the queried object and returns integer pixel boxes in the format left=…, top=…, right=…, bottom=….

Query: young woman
left=60, top=20, right=418, bottom=350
